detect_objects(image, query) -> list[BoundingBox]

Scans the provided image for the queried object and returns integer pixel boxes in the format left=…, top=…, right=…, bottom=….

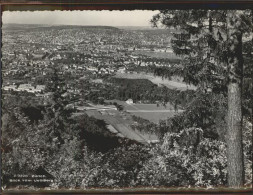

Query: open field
left=125, top=103, right=174, bottom=111
left=76, top=100, right=181, bottom=143
left=125, top=103, right=183, bottom=124
left=114, top=72, right=196, bottom=91
left=105, top=100, right=182, bottom=124
left=85, top=109, right=155, bottom=144
left=133, top=50, right=181, bottom=59
left=126, top=111, right=179, bottom=124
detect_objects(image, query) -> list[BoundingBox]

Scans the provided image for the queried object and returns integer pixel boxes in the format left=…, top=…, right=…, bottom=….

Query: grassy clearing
left=128, top=111, right=177, bottom=124
left=105, top=100, right=179, bottom=124
left=133, top=50, right=181, bottom=59
left=125, top=103, right=174, bottom=111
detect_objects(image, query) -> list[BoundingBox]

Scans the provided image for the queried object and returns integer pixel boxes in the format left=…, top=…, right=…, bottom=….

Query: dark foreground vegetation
left=2, top=92, right=252, bottom=189
left=2, top=63, right=252, bottom=189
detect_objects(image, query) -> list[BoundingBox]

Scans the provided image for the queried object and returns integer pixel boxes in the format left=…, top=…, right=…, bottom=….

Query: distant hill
left=2, top=23, right=53, bottom=30
left=50, top=25, right=120, bottom=31
left=3, top=23, right=120, bottom=31
left=116, top=26, right=155, bottom=30
left=117, top=26, right=178, bottom=35
left=3, top=24, right=179, bottom=35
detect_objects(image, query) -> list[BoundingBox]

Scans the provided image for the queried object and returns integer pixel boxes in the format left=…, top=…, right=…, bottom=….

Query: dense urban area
left=2, top=17, right=252, bottom=190
left=2, top=24, right=193, bottom=145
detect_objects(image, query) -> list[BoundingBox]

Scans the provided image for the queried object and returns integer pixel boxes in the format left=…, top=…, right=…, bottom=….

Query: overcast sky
left=3, top=10, right=159, bottom=26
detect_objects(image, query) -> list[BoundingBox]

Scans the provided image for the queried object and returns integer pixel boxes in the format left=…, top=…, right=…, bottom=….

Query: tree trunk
left=226, top=12, right=244, bottom=187
left=227, top=82, right=244, bottom=187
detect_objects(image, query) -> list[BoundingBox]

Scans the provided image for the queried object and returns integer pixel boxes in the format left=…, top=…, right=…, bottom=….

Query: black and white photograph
left=1, top=8, right=253, bottom=191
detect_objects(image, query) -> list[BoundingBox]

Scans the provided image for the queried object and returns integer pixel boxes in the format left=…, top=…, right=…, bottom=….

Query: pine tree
left=151, top=10, right=253, bottom=187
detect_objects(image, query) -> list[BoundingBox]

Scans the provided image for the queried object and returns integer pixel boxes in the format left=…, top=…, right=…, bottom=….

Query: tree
left=136, top=128, right=227, bottom=188
left=45, top=66, right=69, bottom=144
left=151, top=10, right=253, bottom=187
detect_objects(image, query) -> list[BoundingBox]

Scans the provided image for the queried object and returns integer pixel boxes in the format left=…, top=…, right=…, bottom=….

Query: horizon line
left=3, top=23, right=158, bottom=27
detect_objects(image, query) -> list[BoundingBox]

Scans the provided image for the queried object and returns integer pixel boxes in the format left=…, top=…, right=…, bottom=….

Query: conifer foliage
left=151, top=10, right=253, bottom=187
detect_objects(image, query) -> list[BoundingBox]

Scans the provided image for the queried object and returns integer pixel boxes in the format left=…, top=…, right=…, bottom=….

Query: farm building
left=126, top=99, right=134, bottom=104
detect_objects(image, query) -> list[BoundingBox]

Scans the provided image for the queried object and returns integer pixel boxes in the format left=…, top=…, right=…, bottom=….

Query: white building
left=118, top=67, right=126, bottom=73
left=35, top=85, right=46, bottom=93
left=126, top=99, right=134, bottom=104
left=3, top=85, right=17, bottom=91
left=17, top=84, right=34, bottom=92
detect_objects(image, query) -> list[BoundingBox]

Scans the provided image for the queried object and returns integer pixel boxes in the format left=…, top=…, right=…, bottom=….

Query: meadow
left=133, top=50, right=181, bottom=59
left=105, top=100, right=181, bottom=124
left=124, top=103, right=182, bottom=124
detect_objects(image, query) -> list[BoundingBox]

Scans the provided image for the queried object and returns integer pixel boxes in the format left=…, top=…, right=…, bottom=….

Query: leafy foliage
left=151, top=10, right=253, bottom=187
left=86, top=144, right=151, bottom=188
left=242, top=118, right=253, bottom=186
left=136, top=128, right=227, bottom=188
left=159, top=92, right=227, bottom=140
left=73, top=114, right=123, bottom=152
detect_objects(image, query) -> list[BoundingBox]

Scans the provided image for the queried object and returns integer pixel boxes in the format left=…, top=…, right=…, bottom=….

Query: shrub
left=243, top=118, right=252, bottom=186
left=136, top=128, right=227, bottom=188
left=86, top=144, right=151, bottom=188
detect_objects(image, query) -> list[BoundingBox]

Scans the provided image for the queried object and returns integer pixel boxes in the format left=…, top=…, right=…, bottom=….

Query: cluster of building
left=2, top=24, right=176, bottom=103
left=3, top=84, right=46, bottom=93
